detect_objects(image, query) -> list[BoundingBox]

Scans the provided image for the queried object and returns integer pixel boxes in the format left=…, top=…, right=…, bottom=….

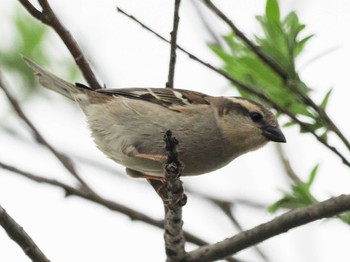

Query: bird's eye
left=250, top=112, right=263, bottom=123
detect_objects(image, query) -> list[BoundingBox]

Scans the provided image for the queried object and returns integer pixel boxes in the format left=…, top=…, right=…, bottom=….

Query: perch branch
left=162, top=130, right=186, bottom=262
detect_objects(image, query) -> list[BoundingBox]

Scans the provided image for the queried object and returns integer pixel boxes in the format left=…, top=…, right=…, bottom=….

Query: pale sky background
left=1, top=0, right=350, bottom=261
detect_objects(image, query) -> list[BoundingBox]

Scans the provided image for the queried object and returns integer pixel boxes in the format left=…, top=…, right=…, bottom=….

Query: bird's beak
left=262, top=126, right=286, bottom=143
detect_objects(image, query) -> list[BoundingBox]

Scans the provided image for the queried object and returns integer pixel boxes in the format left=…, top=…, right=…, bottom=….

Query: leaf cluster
left=209, top=0, right=332, bottom=137
left=269, top=165, right=318, bottom=213
left=0, top=9, right=80, bottom=100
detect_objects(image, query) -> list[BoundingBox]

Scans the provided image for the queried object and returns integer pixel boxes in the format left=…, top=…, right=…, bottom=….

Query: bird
left=23, top=56, right=286, bottom=182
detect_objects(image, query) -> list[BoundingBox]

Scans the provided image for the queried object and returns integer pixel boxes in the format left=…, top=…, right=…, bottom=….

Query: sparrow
left=23, top=57, right=286, bottom=181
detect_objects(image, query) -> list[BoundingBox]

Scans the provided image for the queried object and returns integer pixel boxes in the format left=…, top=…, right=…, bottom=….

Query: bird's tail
left=22, top=56, right=81, bottom=100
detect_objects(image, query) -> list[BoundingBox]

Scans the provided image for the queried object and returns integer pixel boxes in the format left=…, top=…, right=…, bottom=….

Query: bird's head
left=210, top=96, right=286, bottom=156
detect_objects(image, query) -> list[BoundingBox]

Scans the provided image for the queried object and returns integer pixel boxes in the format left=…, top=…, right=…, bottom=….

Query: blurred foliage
left=0, top=9, right=49, bottom=98
left=0, top=8, right=80, bottom=100
left=209, top=0, right=332, bottom=137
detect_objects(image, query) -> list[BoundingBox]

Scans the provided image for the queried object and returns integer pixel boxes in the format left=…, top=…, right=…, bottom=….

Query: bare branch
left=0, top=73, right=94, bottom=193
left=115, top=7, right=350, bottom=168
left=186, top=194, right=350, bottom=262
left=0, top=204, right=50, bottom=262
left=166, top=0, right=182, bottom=88
left=0, top=160, right=208, bottom=248
left=18, top=0, right=102, bottom=89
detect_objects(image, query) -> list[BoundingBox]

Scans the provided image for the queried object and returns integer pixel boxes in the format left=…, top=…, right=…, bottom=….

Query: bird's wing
left=96, top=87, right=210, bottom=110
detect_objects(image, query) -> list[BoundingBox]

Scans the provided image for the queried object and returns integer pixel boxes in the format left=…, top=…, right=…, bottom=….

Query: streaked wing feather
left=96, top=87, right=209, bottom=110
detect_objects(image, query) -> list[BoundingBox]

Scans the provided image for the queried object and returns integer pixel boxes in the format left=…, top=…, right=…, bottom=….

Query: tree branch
left=18, top=0, right=102, bottom=89
left=0, top=73, right=94, bottom=193
left=166, top=0, right=182, bottom=88
left=185, top=194, right=350, bottom=262
left=115, top=7, right=350, bottom=168
left=0, top=204, right=50, bottom=262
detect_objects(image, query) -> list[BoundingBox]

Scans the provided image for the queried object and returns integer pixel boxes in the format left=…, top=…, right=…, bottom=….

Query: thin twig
left=187, top=188, right=268, bottom=262
left=0, top=73, right=94, bottom=193
left=190, top=0, right=222, bottom=46
left=0, top=204, right=50, bottom=262
left=299, top=45, right=341, bottom=71
left=116, top=7, right=350, bottom=168
left=18, top=0, right=102, bottom=89
left=209, top=199, right=269, bottom=262
left=0, top=160, right=207, bottom=248
left=166, top=0, right=182, bottom=88
left=186, top=194, right=350, bottom=262
left=275, top=144, right=303, bottom=184
left=186, top=188, right=266, bottom=210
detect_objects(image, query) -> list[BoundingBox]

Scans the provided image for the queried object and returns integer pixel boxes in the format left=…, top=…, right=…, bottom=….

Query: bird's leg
left=122, top=145, right=167, bottom=163
left=126, top=168, right=185, bottom=206
left=134, top=153, right=168, bottom=163
left=123, top=144, right=185, bottom=206
left=125, top=168, right=164, bottom=181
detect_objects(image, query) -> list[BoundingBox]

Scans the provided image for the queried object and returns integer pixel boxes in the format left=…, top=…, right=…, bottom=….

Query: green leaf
left=283, top=120, right=297, bottom=127
left=209, top=45, right=235, bottom=65
left=320, top=131, right=328, bottom=142
left=288, top=103, right=314, bottom=117
left=269, top=164, right=319, bottom=213
left=320, top=88, right=333, bottom=109
left=306, top=164, right=319, bottom=188
left=268, top=195, right=291, bottom=213
left=266, top=0, right=280, bottom=24
left=295, top=34, right=314, bottom=57
left=340, top=212, right=350, bottom=225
